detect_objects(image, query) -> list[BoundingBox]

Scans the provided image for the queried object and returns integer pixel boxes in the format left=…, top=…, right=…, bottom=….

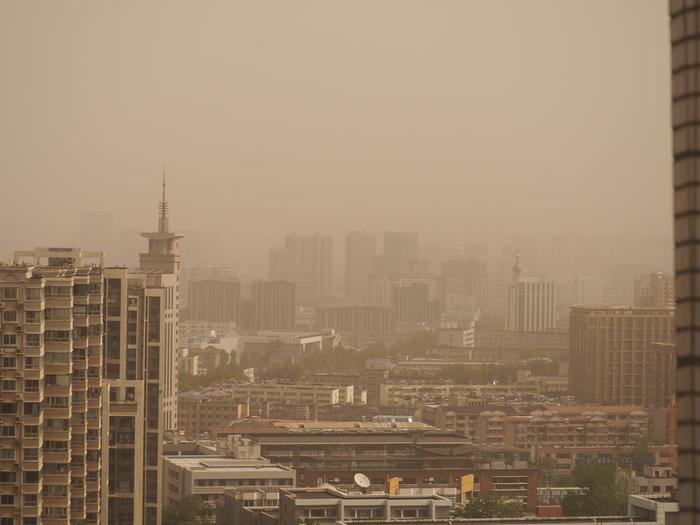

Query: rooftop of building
left=223, top=420, right=435, bottom=433
left=163, top=455, right=292, bottom=473
left=281, top=487, right=451, bottom=503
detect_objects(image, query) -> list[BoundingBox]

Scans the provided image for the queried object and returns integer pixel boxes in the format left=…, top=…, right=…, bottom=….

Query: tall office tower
left=440, top=258, right=488, bottom=313
left=382, top=232, right=418, bottom=275
left=505, top=254, right=556, bottom=332
left=139, top=177, right=183, bottom=432
left=345, top=231, right=377, bottom=302
left=102, top=268, right=167, bottom=525
left=250, top=280, right=296, bottom=330
left=187, top=278, right=241, bottom=323
left=569, top=306, right=675, bottom=406
left=269, top=234, right=333, bottom=302
left=392, top=283, right=429, bottom=326
left=1, top=249, right=106, bottom=525
left=574, top=275, right=603, bottom=305
left=635, top=272, right=676, bottom=308
left=670, top=3, right=700, bottom=520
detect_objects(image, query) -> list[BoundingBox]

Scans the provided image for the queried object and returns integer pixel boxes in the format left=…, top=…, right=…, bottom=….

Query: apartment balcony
left=22, top=459, right=43, bottom=472
left=72, top=378, right=87, bottom=392
left=23, top=496, right=42, bottom=513
left=23, top=368, right=44, bottom=381
left=20, top=479, right=42, bottom=494
left=86, top=501, right=99, bottom=514
left=45, top=384, right=71, bottom=397
left=71, top=508, right=87, bottom=521
left=86, top=481, right=99, bottom=493
left=88, top=293, right=101, bottom=305
left=72, top=360, right=87, bottom=372
left=86, top=397, right=100, bottom=410
left=43, top=495, right=70, bottom=508
left=43, top=429, right=70, bottom=442
left=44, top=405, right=71, bottom=419
left=71, top=443, right=86, bottom=456
left=22, top=432, right=42, bottom=446
left=88, top=336, right=101, bottom=347
left=45, top=297, right=73, bottom=309
left=45, top=364, right=71, bottom=376
left=86, top=419, right=100, bottom=431
left=23, top=390, right=44, bottom=403
left=88, top=314, right=102, bottom=326
left=23, top=321, right=44, bottom=333
left=24, top=299, right=45, bottom=311
left=21, top=413, right=43, bottom=427
left=45, top=319, right=73, bottom=332
left=86, top=377, right=100, bottom=389
left=43, top=451, right=70, bottom=464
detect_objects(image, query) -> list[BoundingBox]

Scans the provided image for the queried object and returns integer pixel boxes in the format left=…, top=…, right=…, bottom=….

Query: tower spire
left=158, top=165, right=169, bottom=233
left=512, top=249, right=521, bottom=281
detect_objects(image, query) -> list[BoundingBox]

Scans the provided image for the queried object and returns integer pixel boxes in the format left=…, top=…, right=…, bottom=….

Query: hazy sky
left=0, top=1, right=671, bottom=270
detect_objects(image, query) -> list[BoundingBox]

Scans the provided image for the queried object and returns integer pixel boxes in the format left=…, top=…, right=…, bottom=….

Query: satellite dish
left=353, top=473, right=371, bottom=490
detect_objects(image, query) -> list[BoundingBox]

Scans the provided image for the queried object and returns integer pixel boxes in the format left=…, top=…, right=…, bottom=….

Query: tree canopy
left=455, top=494, right=523, bottom=518
left=561, top=464, right=627, bottom=516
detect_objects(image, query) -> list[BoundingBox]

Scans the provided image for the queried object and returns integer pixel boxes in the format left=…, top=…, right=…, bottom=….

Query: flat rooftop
left=164, top=455, right=292, bottom=473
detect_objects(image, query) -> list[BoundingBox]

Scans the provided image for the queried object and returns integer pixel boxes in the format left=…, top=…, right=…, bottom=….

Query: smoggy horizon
left=0, top=0, right=672, bottom=279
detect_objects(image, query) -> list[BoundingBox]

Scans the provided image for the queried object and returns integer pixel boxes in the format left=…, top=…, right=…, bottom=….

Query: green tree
left=163, top=495, right=208, bottom=525
left=561, top=464, right=626, bottom=516
left=178, top=360, right=246, bottom=392
left=455, top=494, right=523, bottom=518
left=631, top=438, right=651, bottom=473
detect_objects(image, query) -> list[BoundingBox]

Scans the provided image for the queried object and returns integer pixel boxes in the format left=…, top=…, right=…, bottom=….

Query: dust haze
left=0, top=0, right=671, bottom=281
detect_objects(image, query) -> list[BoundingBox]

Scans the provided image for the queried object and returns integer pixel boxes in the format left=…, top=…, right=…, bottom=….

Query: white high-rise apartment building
left=505, top=254, right=556, bottom=332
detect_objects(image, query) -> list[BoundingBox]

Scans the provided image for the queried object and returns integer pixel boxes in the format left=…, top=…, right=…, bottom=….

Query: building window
left=23, top=449, right=38, bottom=461
left=25, top=288, right=41, bottom=300
left=0, top=495, right=14, bottom=506
left=24, top=311, right=41, bottom=323
left=0, top=472, right=16, bottom=483
left=0, top=449, right=15, bottom=460
left=24, top=334, right=41, bottom=347
left=1, top=335, right=17, bottom=346
left=1, top=311, right=17, bottom=323
left=1, top=381, right=15, bottom=392
left=1, top=288, right=18, bottom=300
left=1, top=357, right=16, bottom=369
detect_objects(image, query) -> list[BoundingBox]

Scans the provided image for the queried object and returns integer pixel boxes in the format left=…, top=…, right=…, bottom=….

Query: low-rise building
left=178, top=392, right=249, bottom=437
left=232, top=382, right=355, bottom=406
left=163, top=451, right=295, bottom=523
left=279, top=488, right=451, bottom=524
left=379, top=382, right=541, bottom=407
left=535, top=444, right=677, bottom=476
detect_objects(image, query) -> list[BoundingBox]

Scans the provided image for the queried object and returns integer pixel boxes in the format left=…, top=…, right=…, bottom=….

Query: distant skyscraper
left=392, top=282, right=430, bottom=326
left=440, top=258, right=488, bottom=313
left=139, top=175, right=183, bottom=432
left=345, top=231, right=376, bottom=302
left=575, top=275, right=603, bottom=305
left=670, top=4, right=700, bottom=520
left=250, top=280, right=296, bottom=330
left=188, top=278, right=241, bottom=324
left=269, top=234, right=333, bottom=302
left=383, top=232, right=418, bottom=276
left=505, top=253, right=556, bottom=332
left=634, top=272, right=675, bottom=308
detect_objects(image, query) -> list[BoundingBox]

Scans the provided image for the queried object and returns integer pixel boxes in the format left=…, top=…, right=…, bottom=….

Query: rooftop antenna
left=353, top=472, right=371, bottom=493
left=158, top=165, right=169, bottom=233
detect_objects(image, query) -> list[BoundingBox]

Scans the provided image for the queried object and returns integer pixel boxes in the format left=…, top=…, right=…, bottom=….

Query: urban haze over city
left=0, top=2, right=697, bottom=525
